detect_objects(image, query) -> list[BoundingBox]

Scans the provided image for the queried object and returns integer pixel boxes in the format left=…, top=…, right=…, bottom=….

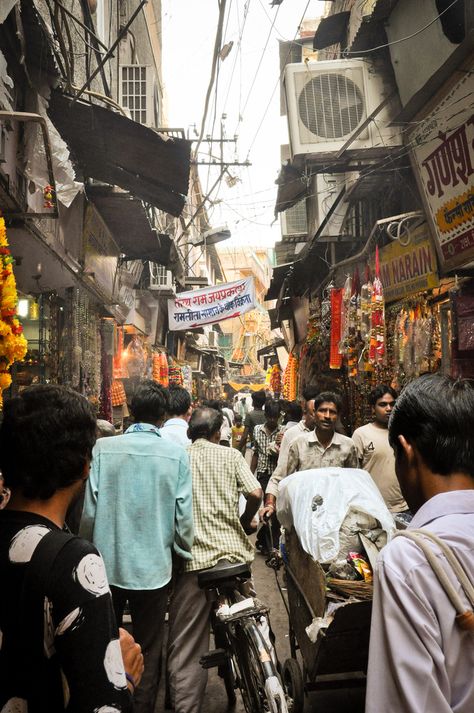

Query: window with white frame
left=149, top=262, right=173, bottom=289
left=120, top=65, right=153, bottom=125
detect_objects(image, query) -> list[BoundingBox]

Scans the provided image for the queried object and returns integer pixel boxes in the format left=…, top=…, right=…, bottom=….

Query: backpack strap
left=394, top=529, right=474, bottom=631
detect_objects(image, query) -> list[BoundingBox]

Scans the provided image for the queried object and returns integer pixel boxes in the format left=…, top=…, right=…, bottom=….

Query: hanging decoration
left=270, top=363, right=282, bottom=394
left=0, top=217, right=28, bottom=407
left=329, top=288, right=343, bottom=369
left=169, top=359, right=184, bottom=386
left=125, top=335, right=146, bottom=378
left=282, top=352, right=298, bottom=400
left=368, top=246, right=385, bottom=366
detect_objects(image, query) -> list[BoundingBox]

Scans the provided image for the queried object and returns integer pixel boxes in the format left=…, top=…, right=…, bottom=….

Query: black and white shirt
left=0, top=510, right=132, bottom=712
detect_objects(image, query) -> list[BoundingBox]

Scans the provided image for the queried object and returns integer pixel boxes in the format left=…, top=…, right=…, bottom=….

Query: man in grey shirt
left=366, top=374, right=474, bottom=713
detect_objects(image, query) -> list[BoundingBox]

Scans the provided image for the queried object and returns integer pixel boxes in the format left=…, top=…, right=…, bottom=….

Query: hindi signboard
left=378, top=226, right=439, bottom=303
left=168, top=277, right=255, bottom=330
left=410, top=68, right=474, bottom=271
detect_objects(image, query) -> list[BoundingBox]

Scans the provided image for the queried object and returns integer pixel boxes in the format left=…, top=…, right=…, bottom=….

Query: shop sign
left=379, top=226, right=439, bottom=302
left=168, top=277, right=255, bottom=330
left=410, top=68, right=474, bottom=271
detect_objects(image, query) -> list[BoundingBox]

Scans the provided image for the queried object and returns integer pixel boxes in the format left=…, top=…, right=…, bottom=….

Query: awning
left=87, top=186, right=174, bottom=264
left=274, top=163, right=308, bottom=215
left=265, top=262, right=294, bottom=301
left=313, top=11, right=350, bottom=50
left=48, top=90, right=191, bottom=216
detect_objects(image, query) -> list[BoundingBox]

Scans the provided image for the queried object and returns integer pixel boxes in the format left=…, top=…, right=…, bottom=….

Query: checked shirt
left=185, top=438, right=260, bottom=572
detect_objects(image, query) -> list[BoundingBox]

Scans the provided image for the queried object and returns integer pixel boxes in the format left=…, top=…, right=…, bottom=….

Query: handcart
left=275, top=527, right=373, bottom=713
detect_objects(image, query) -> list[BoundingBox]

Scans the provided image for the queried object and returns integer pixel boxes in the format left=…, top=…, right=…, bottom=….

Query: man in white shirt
left=160, top=386, right=192, bottom=448
left=366, top=373, right=474, bottom=713
left=262, top=398, right=316, bottom=515
left=352, top=385, right=409, bottom=516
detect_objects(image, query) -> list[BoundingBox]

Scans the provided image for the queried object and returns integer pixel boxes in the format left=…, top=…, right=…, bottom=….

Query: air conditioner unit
left=307, top=173, right=348, bottom=237
left=208, top=331, right=218, bottom=348
left=284, top=59, right=402, bottom=160
left=280, top=199, right=308, bottom=238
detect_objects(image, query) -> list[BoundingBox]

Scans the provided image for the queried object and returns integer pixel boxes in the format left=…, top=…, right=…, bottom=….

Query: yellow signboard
left=378, top=226, right=439, bottom=303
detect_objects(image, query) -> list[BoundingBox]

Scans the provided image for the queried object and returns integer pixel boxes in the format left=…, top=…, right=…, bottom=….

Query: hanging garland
left=0, top=217, right=28, bottom=407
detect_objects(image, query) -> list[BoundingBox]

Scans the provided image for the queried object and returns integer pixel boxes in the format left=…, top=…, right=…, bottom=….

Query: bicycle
left=198, top=558, right=290, bottom=713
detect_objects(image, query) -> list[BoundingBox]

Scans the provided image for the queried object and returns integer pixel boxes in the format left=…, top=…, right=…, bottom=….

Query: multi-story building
left=0, top=0, right=224, bottom=409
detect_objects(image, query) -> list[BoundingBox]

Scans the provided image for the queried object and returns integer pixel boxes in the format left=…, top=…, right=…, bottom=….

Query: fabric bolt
left=0, top=510, right=132, bottom=712
left=111, top=584, right=169, bottom=713
left=184, top=439, right=260, bottom=572
left=80, top=422, right=193, bottom=590
left=160, top=417, right=191, bottom=447
left=167, top=571, right=214, bottom=713
left=286, top=430, right=358, bottom=476
left=366, top=490, right=474, bottom=713
left=253, top=423, right=281, bottom=476
left=266, top=420, right=312, bottom=497
left=352, top=422, right=408, bottom=513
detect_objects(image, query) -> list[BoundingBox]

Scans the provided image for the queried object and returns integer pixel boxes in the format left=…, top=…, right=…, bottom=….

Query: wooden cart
left=279, top=528, right=373, bottom=712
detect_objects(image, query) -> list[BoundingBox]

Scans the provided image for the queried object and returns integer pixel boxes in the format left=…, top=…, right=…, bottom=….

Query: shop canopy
left=48, top=90, right=192, bottom=217
left=87, top=185, right=178, bottom=268
left=265, top=262, right=296, bottom=301
left=312, top=12, right=350, bottom=50
left=227, top=381, right=266, bottom=392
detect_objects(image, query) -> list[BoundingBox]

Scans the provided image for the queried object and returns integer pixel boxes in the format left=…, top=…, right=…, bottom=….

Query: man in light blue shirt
left=80, top=381, right=193, bottom=713
left=160, top=385, right=192, bottom=448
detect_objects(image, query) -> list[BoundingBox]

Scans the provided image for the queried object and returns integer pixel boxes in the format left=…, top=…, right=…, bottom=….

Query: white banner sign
left=168, top=277, right=255, bottom=330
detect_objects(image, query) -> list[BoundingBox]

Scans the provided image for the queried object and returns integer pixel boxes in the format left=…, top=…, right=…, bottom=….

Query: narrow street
left=156, top=542, right=365, bottom=713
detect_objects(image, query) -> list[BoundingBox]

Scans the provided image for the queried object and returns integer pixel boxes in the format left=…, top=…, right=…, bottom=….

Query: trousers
left=167, top=571, right=213, bottom=713
left=111, top=584, right=169, bottom=713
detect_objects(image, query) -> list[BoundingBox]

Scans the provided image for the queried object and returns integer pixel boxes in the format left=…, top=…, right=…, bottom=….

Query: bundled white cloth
left=277, top=468, right=395, bottom=563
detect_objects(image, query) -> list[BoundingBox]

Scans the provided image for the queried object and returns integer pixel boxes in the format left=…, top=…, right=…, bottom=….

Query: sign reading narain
left=379, top=226, right=439, bottom=303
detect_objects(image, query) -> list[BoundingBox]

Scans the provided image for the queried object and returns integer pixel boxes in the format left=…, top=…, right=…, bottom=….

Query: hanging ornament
left=368, top=246, right=385, bottom=366
left=329, top=288, right=343, bottom=369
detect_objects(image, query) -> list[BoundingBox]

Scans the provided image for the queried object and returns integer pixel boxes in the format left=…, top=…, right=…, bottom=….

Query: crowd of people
left=0, top=374, right=473, bottom=713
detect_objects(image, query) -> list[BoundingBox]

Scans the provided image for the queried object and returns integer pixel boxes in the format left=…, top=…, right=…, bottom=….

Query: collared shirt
left=366, top=490, right=474, bottom=713
left=186, top=439, right=260, bottom=572
left=160, top=417, right=191, bottom=447
left=352, top=422, right=408, bottom=512
left=286, top=429, right=358, bottom=475
left=266, top=420, right=312, bottom=496
left=80, top=423, right=193, bottom=590
left=253, top=424, right=281, bottom=475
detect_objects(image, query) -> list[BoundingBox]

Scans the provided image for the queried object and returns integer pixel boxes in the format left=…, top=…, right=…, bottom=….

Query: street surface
left=155, top=540, right=366, bottom=713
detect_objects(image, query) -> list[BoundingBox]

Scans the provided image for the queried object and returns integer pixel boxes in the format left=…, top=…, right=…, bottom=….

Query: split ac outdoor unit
left=284, top=59, right=402, bottom=159
left=280, top=199, right=308, bottom=238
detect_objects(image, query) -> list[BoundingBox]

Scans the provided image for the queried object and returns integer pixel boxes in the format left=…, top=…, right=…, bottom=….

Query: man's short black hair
left=131, top=380, right=169, bottom=424
left=188, top=407, right=223, bottom=442
left=0, top=385, right=97, bottom=500
left=389, top=374, right=474, bottom=477
left=284, top=400, right=303, bottom=422
left=264, top=399, right=281, bottom=421
left=168, top=385, right=191, bottom=416
left=369, top=385, right=398, bottom=406
left=313, top=391, right=342, bottom=412
left=302, top=384, right=320, bottom=402
left=252, top=391, right=266, bottom=409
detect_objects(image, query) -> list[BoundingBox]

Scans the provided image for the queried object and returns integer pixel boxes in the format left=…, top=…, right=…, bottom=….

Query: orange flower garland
left=0, top=217, right=28, bottom=407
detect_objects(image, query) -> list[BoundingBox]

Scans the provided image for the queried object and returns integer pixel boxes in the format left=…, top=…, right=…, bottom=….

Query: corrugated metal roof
left=48, top=90, right=192, bottom=216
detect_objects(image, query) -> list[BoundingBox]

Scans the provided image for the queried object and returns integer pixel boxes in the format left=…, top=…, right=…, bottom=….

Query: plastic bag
left=277, top=468, right=395, bottom=563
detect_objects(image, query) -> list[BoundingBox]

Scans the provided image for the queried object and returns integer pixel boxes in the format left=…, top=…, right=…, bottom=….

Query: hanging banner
left=168, top=277, right=255, bottom=330
left=410, top=68, right=474, bottom=271
left=378, top=225, right=440, bottom=303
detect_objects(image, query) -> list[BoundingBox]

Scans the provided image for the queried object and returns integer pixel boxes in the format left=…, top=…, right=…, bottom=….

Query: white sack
left=277, top=468, right=395, bottom=563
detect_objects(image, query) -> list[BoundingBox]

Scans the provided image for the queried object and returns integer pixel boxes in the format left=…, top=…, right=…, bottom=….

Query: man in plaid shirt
left=167, top=407, right=262, bottom=713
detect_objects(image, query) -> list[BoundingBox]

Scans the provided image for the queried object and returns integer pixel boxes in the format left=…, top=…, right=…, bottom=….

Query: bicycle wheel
left=231, top=619, right=287, bottom=713
left=282, top=658, right=304, bottom=713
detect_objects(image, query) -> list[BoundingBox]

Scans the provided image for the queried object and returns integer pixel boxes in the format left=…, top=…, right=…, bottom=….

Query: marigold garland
left=0, top=217, right=28, bottom=408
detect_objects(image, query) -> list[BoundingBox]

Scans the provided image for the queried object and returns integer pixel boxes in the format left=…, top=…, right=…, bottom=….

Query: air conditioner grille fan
left=298, top=73, right=364, bottom=139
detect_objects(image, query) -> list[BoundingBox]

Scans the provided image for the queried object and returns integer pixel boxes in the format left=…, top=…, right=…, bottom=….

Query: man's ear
left=398, top=435, right=414, bottom=463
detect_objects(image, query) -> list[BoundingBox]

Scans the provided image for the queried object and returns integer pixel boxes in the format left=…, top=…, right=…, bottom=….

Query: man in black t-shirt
left=0, top=385, right=143, bottom=712
left=239, top=390, right=267, bottom=454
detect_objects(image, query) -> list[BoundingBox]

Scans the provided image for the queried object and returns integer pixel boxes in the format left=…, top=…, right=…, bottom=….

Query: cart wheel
left=283, top=658, right=304, bottom=713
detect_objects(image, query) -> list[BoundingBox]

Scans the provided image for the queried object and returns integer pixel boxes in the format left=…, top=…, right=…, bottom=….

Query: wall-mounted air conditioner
left=280, top=199, right=308, bottom=238
left=307, top=173, right=348, bottom=238
left=284, top=59, right=402, bottom=160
